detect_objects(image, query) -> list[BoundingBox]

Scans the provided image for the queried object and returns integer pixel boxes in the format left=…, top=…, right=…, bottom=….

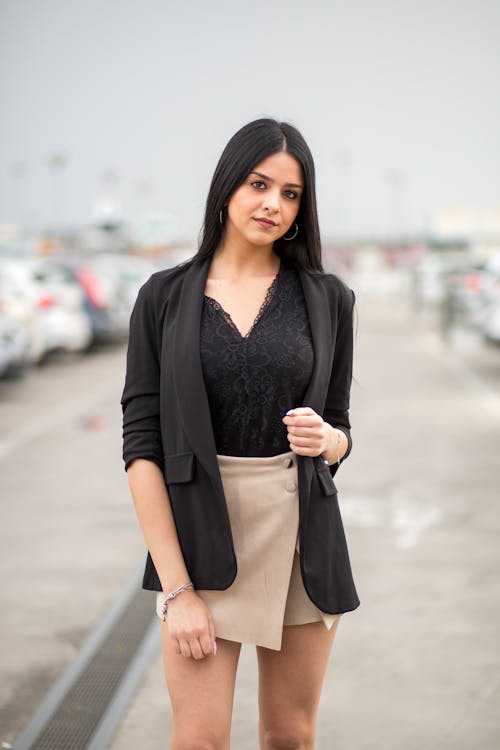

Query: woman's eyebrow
left=250, top=171, right=303, bottom=189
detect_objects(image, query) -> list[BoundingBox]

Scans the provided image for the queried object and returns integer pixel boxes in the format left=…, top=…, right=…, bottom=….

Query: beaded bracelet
left=323, top=428, right=342, bottom=467
left=160, top=581, right=194, bottom=620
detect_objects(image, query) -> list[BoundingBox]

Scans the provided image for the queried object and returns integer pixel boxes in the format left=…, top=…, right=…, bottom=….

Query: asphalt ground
left=0, top=342, right=143, bottom=747
left=1, top=284, right=499, bottom=749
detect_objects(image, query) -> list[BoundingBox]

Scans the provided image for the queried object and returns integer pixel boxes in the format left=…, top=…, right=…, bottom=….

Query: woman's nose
left=262, top=190, right=280, bottom=212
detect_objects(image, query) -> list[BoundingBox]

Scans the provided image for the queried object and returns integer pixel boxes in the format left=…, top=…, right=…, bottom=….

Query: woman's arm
left=126, top=458, right=192, bottom=593
left=320, top=423, right=349, bottom=466
left=322, top=283, right=356, bottom=476
left=122, top=280, right=190, bottom=590
left=127, top=458, right=216, bottom=659
left=281, top=408, right=349, bottom=463
left=122, top=279, right=216, bottom=659
left=282, top=282, right=356, bottom=475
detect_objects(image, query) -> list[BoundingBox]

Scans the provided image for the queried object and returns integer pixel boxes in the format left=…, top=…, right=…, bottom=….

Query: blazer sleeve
left=121, top=277, right=164, bottom=472
left=322, top=283, right=356, bottom=479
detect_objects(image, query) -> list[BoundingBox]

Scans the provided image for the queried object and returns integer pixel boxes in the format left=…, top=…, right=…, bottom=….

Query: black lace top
left=200, top=261, right=314, bottom=457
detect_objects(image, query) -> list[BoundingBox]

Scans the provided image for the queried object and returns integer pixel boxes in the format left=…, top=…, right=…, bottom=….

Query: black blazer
left=121, top=255, right=360, bottom=615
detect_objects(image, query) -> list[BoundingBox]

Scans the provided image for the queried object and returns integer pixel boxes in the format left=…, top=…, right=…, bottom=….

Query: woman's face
left=225, top=152, right=304, bottom=247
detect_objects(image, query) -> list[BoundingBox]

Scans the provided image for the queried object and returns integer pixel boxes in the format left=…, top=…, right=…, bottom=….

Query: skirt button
left=285, top=480, right=297, bottom=493
left=282, top=457, right=293, bottom=468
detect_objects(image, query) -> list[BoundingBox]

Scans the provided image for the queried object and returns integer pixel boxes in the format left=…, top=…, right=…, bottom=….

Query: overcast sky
left=1, top=0, right=499, bottom=239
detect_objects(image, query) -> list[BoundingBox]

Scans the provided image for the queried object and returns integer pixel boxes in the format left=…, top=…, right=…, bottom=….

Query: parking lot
left=1, top=268, right=499, bottom=749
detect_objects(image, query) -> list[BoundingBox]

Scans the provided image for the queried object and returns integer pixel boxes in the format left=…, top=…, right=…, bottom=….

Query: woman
left=121, top=117, right=359, bottom=749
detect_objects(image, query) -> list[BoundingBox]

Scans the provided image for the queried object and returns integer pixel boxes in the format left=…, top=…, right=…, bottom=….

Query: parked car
left=439, top=263, right=490, bottom=337
left=410, top=251, right=472, bottom=312
left=83, top=254, right=156, bottom=339
left=0, top=259, right=48, bottom=363
left=47, top=254, right=157, bottom=344
left=0, top=258, right=92, bottom=361
left=0, top=302, right=29, bottom=378
left=39, top=257, right=113, bottom=345
left=480, top=253, right=500, bottom=344
left=29, top=259, right=93, bottom=353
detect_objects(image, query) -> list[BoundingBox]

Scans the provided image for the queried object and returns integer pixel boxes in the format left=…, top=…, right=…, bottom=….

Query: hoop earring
left=219, top=208, right=224, bottom=225
left=282, top=222, right=298, bottom=241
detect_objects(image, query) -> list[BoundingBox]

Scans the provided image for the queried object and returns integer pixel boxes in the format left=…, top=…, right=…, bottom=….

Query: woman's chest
left=203, top=276, right=279, bottom=339
left=200, top=274, right=314, bottom=380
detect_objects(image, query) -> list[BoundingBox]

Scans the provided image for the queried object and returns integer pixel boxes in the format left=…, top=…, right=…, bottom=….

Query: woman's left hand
left=282, top=406, right=332, bottom=457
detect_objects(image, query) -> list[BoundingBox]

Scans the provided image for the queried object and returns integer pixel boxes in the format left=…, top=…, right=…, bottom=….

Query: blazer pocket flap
left=313, top=457, right=337, bottom=496
left=164, top=452, right=195, bottom=484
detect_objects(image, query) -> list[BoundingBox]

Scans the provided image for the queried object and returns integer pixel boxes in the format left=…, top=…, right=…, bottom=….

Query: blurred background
left=1, top=1, right=499, bottom=749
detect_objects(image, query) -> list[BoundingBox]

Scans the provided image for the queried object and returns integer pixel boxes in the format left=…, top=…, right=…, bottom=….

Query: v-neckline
left=204, top=264, right=282, bottom=340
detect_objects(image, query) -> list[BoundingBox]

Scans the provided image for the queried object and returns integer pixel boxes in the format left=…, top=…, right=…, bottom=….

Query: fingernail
left=213, top=641, right=217, bottom=655
left=286, top=409, right=295, bottom=416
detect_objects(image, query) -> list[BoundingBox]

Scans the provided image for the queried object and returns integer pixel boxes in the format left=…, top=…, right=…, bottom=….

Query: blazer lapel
left=171, top=257, right=223, bottom=489
left=296, top=269, right=335, bottom=521
left=299, top=269, right=334, bottom=411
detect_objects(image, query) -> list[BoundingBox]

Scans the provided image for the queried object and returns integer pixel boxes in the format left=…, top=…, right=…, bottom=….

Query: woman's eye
left=251, top=181, right=298, bottom=200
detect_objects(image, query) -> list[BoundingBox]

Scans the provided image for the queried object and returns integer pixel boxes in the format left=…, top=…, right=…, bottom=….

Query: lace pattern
left=200, top=262, right=314, bottom=457
left=204, top=269, right=280, bottom=339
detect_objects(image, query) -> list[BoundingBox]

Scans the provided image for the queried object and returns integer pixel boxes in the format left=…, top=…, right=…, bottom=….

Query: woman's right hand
left=166, top=590, right=217, bottom=660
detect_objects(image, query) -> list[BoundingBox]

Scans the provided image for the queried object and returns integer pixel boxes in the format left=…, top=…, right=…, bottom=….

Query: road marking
left=420, top=331, right=500, bottom=416
left=341, top=491, right=444, bottom=548
left=391, top=498, right=443, bottom=549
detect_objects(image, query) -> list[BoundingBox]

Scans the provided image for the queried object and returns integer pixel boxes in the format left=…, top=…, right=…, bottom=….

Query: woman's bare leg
left=256, top=619, right=341, bottom=749
left=160, top=622, right=242, bottom=749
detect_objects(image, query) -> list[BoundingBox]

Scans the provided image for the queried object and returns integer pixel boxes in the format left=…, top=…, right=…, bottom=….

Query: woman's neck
left=211, top=238, right=280, bottom=279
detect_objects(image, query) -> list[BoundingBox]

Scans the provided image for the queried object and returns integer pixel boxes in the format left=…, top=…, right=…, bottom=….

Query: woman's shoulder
left=138, top=256, right=196, bottom=302
left=309, top=269, right=356, bottom=311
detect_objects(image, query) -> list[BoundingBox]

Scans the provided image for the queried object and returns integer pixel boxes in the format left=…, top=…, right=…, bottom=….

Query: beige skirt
left=156, top=450, right=341, bottom=651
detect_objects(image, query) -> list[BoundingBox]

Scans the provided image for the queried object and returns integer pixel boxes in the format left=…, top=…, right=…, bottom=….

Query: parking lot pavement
left=2, top=288, right=499, bottom=749
left=0, top=344, right=145, bottom=745
left=108, top=292, right=500, bottom=750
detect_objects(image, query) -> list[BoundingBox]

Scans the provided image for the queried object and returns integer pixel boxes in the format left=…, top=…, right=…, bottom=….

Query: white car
left=0, top=305, right=29, bottom=377
left=30, top=260, right=93, bottom=353
left=481, top=253, right=500, bottom=343
left=0, top=258, right=92, bottom=361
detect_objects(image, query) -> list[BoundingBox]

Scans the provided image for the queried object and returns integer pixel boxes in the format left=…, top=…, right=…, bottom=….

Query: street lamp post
left=9, top=160, right=27, bottom=229
left=46, top=150, right=70, bottom=232
left=384, top=167, right=405, bottom=241
left=333, top=150, right=353, bottom=240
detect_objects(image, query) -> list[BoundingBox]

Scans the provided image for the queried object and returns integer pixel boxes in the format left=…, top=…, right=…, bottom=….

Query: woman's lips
left=254, top=218, right=276, bottom=228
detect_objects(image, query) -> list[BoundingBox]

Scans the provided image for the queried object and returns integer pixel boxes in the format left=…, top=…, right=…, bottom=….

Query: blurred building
left=431, top=207, right=500, bottom=256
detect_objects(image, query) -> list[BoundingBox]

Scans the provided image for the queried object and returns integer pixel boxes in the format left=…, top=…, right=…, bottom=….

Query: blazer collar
left=172, top=256, right=333, bottom=486
left=172, top=256, right=218, bottom=484
left=298, top=267, right=333, bottom=411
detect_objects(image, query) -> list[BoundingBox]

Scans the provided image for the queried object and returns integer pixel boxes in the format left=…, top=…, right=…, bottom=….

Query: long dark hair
left=193, top=118, right=324, bottom=273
